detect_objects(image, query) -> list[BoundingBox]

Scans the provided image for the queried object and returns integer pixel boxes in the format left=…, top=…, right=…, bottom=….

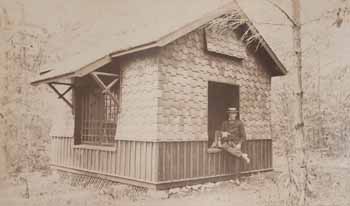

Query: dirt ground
left=0, top=152, right=349, bottom=206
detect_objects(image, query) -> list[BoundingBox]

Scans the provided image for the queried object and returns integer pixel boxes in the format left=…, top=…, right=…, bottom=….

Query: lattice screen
left=78, top=76, right=119, bottom=146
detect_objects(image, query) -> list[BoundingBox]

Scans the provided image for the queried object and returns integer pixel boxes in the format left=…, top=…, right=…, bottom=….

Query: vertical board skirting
left=157, top=139, right=272, bottom=182
left=51, top=137, right=157, bottom=183
left=51, top=137, right=272, bottom=184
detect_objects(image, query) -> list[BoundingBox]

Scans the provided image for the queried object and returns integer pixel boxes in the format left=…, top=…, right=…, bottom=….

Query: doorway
left=208, top=81, right=239, bottom=146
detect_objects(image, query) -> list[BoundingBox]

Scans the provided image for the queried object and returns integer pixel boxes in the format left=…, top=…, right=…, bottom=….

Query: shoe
left=242, top=153, right=250, bottom=164
left=210, top=142, right=217, bottom=148
left=235, top=179, right=240, bottom=186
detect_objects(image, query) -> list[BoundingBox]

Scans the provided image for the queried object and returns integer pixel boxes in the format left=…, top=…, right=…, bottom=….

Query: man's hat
left=226, top=107, right=239, bottom=113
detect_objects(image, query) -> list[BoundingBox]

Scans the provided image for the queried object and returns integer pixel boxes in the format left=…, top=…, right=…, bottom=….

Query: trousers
left=219, top=141, right=244, bottom=157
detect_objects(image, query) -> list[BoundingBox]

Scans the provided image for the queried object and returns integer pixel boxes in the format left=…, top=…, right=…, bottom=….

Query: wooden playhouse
left=31, top=1, right=287, bottom=190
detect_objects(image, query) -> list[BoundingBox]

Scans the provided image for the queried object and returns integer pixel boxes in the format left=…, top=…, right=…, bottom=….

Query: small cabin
left=31, top=1, right=286, bottom=190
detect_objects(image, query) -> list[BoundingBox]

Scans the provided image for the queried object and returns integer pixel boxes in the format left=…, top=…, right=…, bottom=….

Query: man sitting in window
left=211, top=107, right=250, bottom=164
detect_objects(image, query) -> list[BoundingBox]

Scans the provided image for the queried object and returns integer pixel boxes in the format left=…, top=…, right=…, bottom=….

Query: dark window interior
left=74, top=64, right=119, bottom=146
left=208, top=81, right=239, bottom=146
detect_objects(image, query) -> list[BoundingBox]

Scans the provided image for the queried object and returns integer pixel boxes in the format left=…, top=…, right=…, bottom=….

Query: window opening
left=75, top=69, right=120, bottom=146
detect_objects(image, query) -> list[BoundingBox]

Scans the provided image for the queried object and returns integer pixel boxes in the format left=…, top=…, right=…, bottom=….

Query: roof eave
left=31, top=55, right=112, bottom=86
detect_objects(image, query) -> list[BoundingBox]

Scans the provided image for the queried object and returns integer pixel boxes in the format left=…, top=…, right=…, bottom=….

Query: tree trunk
left=291, top=0, right=309, bottom=205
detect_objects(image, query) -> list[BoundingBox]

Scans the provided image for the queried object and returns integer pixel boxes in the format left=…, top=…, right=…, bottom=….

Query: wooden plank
left=217, top=148, right=222, bottom=175
left=64, top=137, right=67, bottom=165
left=156, top=143, right=162, bottom=181
left=214, top=152, right=219, bottom=176
left=165, top=143, right=171, bottom=180
left=90, top=149, right=94, bottom=171
left=69, top=138, right=73, bottom=167
left=168, top=142, right=173, bottom=180
left=72, top=140, right=76, bottom=168
left=248, top=141, right=253, bottom=171
left=262, top=140, right=266, bottom=169
left=126, top=141, right=131, bottom=177
left=135, top=141, right=140, bottom=179
left=203, top=142, right=209, bottom=176
left=175, top=142, right=179, bottom=180
left=96, top=150, right=100, bottom=171
left=183, top=142, right=187, bottom=179
left=109, top=151, right=113, bottom=174
left=131, top=141, right=136, bottom=178
left=110, top=151, right=114, bottom=174
left=58, top=137, right=61, bottom=165
left=112, top=149, right=116, bottom=175
left=106, top=151, right=110, bottom=174
left=57, top=138, right=61, bottom=165
left=194, top=142, right=198, bottom=178
left=160, top=142, right=166, bottom=181
left=146, top=142, right=152, bottom=181
left=179, top=142, right=184, bottom=179
left=120, top=141, right=125, bottom=176
left=82, top=149, right=86, bottom=170
left=139, top=142, right=144, bottom=179
left=242, top=142, right=246, bottom=172
left=141, top=142, right=146, bottom=180
left=62, top=138, right=66, bottom=166
left=113, top=143, right=118, bottom=175
left=257, top=141, right=261, bottom=170
left=51, top=137, right=55, bottom=164
left=51, top=137, right=55, bottom=165
left=96, top=150, right=100, bottom=172
left=152, top=142, right=158, bottom=182
left=269, top=139, right=273, bottom=168
left=115, top=141, right=119, bottom=175
left=86, top=149, right=90, bottom=170
left=171, top=142, right=176, bottom=180
left=75, top=148, right=79, bottom=169
left=103, top=151, right=107, bottom=173
left=104, top=151, right=108, bottom=173
left=250, top=141, right=254, bottom=170
left=186, top=142, right=191, bottom=178
left=144, top=142, right=149, bottom=181
left=189, top=142, right=194, bottom=178
left=102, top=151, right=106, bottom=173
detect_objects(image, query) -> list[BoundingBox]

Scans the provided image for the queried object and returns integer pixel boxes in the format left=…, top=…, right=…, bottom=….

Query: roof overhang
left=31, top=55, right=112, bottom=86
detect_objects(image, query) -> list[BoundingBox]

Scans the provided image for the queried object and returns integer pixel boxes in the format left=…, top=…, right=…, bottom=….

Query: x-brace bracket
left=90, top=72, right=119, bottom=108
left=48, top=82, right=74, bottom=109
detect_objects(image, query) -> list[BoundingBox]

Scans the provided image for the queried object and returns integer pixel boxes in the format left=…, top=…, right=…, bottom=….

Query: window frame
left=73, top=68, right=120, bottom=147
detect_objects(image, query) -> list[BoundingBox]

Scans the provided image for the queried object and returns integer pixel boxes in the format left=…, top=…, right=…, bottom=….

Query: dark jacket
left=221, top=120, right=246, bottom=144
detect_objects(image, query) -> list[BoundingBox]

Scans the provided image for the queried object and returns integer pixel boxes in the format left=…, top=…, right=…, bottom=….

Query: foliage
left=0, top=6, right=52, bottom=174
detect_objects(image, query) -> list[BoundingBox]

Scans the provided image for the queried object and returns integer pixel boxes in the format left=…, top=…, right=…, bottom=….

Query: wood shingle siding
left=158, top=29, right=272, bottom=141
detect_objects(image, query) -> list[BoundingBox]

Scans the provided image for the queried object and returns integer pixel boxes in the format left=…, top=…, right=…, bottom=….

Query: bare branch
left=264, top=0, right=298, bottom=27
left=253, top=21, right=289, bottom=27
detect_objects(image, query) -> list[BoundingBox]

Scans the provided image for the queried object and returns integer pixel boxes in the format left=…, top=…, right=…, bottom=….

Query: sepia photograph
left=0, top=0, right=349, bottom=205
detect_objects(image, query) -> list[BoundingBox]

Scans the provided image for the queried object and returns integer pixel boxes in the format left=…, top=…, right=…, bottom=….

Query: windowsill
left=207, top=147, right=223, bottom=153
left=72, top=144, right=116, bottom=152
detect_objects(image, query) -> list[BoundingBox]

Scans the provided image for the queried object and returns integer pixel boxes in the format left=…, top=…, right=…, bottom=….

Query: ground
left=0, top=152, right=349, bottom=206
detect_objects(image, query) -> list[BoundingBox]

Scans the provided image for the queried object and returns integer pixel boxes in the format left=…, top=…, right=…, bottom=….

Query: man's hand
left=235, top=143, right=241, bottom=150
left=221, top=131, right=230, bottom=138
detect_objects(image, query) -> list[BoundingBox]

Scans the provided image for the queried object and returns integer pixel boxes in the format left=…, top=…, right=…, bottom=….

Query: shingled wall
left=115, top=50, right=160, bottom=141
left=158, top=28, right=272, bottom=141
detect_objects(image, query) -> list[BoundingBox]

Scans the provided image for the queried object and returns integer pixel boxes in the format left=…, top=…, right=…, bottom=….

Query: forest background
left=0, top=0, right=349, bottom=205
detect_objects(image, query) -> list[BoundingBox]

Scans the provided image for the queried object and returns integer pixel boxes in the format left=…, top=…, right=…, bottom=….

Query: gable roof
left=31, top=0, right=287, bottom=85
